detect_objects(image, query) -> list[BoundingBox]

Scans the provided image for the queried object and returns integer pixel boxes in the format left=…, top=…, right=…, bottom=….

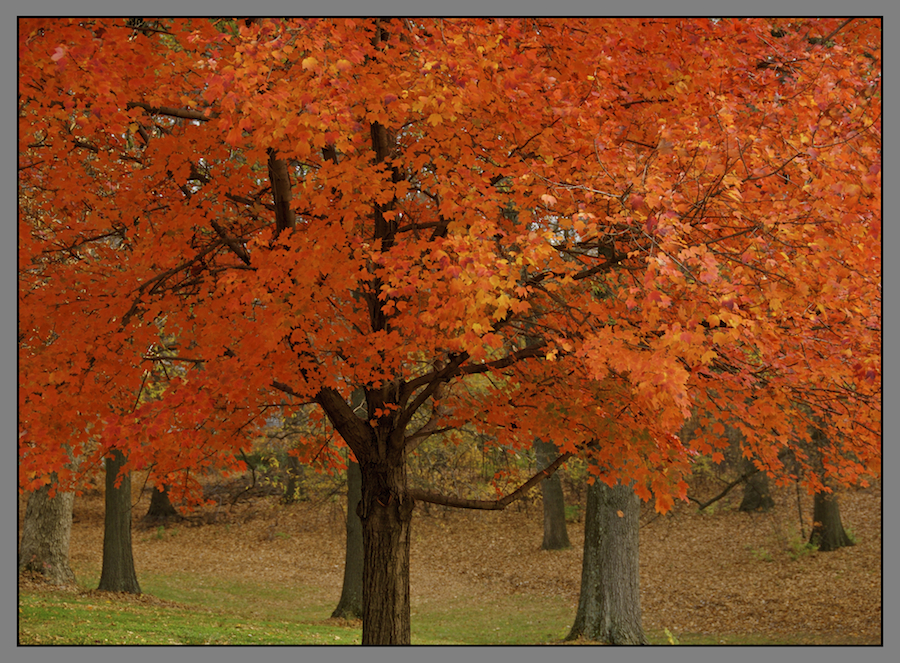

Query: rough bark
left=809, top=489, right=855, bottom=552
left=567, top=480, right=647, bottom=644
left=18, top=482, right=76, bottom=585
left=358, top=457, right=413, bottom=645
left=535, top=437, right=571, bottom=550
left=98, top=449, right=141, bottom=594
left=331, top=459, right=364, bottom=619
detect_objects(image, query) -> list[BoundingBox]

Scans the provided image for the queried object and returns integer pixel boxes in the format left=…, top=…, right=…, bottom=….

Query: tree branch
left=313, top=387, right=371, bottom=456
left=267, top=148, right=296, bottom=237
left=398, top=353, right=468, bottom=431
left=226, top=192, right=275, bottom=212
left=456, top=341, right=547, bottom=377
left=688, top=471, right=752, bottom=511
left=209, top=220, right=251, bottom=265
left=126, top=102, right=215, bottom=122
left=404, top=381, right=451, bottom=454
left=408, top=451, right=573, bottom=510
left=817, top=18, right=855, bottom=46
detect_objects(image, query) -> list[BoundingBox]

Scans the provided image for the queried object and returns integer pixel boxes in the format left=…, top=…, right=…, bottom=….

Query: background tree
left=534, top=437, right=571, bottom=550
left=807, top=427, right=856, bottom=552
left=332, top=458, right=364, bottom=620
left=19, top=18, right=881, bottom=644
left=143, top=484, right=179, bottom=524
left=738, top=456, right=775, bottom=513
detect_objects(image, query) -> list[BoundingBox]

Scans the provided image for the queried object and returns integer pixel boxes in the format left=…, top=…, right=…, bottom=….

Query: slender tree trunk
left=739, top=457, right=775, bottom=512
left=809, top=489, right=855, bottom=552
left=332, top=459, right=364, bottom=619
left=567, top=480, right=647, bottom=644
left=358, top=458, right=413, bottom=645
left=143, top=484, right=178, bottom=524
left=281, top=453, right=306, bottom=504
left=98, top=449, right=141, bottom=594
left=535, top=437, right=571, bottom=550
left=18, top=482, right=76, bottom=585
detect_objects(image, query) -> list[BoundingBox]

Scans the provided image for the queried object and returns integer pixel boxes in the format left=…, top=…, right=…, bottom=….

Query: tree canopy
left=19, top=17, right=880, bottom=508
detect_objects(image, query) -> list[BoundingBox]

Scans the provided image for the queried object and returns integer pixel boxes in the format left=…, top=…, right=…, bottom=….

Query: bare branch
left=404, top=382, right=451, bottom=454
left=408, top=451, right=573, bottom=510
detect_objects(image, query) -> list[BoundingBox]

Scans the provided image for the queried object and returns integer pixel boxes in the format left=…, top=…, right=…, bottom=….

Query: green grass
left=19, top=571, right=880, bottom=646
left=411, top=595, right=574, bottom=644
left=19, top=588, right=357, bottom=645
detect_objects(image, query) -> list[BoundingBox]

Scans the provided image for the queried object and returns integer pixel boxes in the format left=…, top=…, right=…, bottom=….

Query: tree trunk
left=98, top=449, right=141, bottom=594
left=535, top=437, right=571, bottom=550
left=809, top=489, right=855, bottom=552
left=358, top=457, right=413, bottom=645
left=143, top=484, right=179, bottom=524
left=18, top=482, right=76, bottom=585
left=567, top=480, right=647, bottom=644
left=806, top=424, right=854, bottom=552
left=739, top=458, right=775, bottom=512
left=281, top=453, right=306, bottom=504
left=331, top=459, right=364, bottom=620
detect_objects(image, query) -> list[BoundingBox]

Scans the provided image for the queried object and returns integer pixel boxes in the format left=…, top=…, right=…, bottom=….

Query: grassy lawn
left=19, top=571, right=877, bottom=645
left=18, top=482, right=880, bottom=646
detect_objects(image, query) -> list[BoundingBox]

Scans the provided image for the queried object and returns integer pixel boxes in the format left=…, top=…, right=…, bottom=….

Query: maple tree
left=19, top=18, right=880, bottom=644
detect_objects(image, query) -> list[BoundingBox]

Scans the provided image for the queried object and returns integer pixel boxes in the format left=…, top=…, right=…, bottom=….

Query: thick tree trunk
left=567, top=480, right=647, bottom=644
left=809, top=489, right=855, bottom=552
left=18, top=482, right=76, bottom=585
left=332, top=459, right=364, bottom=620
left=358, top=458, right=413, bottom=645
left=143, top=484, right=178, bottom=524
left=98, top=449, right=141, bottom=594
left=535, top=437, right=571, bottom=550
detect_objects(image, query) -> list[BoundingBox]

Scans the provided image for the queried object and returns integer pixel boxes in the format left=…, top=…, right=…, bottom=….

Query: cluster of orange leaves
left=18, top=18, right=880, bottom=511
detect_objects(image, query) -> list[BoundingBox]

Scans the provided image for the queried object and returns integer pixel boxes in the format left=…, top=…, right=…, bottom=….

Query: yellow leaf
left=301, top=56, right=318, bottom=71
left=427, top=113, right=443, bottom=126
left=724, top=188, right=743, bottom=202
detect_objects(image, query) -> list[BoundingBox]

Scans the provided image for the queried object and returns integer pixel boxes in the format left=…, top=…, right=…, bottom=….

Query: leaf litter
left=21, top=474, right=881, bottom=643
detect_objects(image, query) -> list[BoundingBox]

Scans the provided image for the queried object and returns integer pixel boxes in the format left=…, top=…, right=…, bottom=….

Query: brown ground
left=21, top=472, right=882, bottom=644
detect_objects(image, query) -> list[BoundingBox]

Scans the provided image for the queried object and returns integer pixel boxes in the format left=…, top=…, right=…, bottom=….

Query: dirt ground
left=22, top=471, right=882, bottom=644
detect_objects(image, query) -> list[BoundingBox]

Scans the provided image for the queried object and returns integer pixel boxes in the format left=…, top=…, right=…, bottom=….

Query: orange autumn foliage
left=19, top=18, right=880, bottom=510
